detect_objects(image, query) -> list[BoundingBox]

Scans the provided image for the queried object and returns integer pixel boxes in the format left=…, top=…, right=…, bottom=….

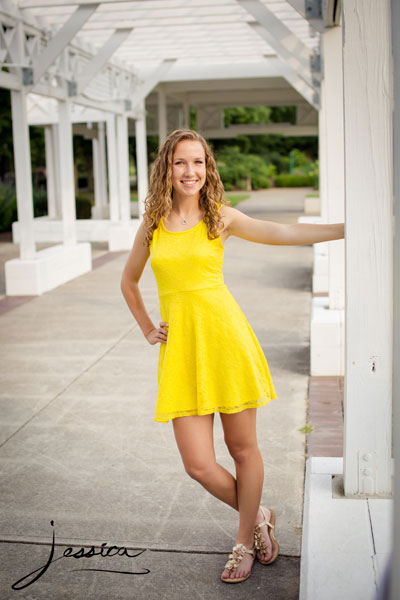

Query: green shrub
left=274, top=174, right=315, bottom=187
left=216, top=146, right=272, bottom=190
left=0, top=183, right=18, bottom=232
left=0, top=183, right=95, bottom=230
left=76, top=196, right=92, bottom=219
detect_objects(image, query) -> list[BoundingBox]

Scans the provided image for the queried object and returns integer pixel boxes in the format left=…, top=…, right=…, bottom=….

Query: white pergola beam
left=237, top=0, right=316, bottom=86
left=32, top=3, right=99, bottom=83
left=276, top=57, right=319, bottom=109
left=130, top=58, right=176, bottom=109
left=76, top=27, right=133, bottom=93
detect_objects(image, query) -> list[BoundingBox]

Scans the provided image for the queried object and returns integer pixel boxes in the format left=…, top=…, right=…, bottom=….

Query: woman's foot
left=221, top=542, right=256, bottom=583
left=254, top=506, right=279, bottom=564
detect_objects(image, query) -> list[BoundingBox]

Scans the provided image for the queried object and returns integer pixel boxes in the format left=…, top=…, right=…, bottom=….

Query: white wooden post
left=92, top=121, right=108, bottom=218
left=183, top=96, right=190, bottom=129
left=10, top=88, right=36, bottom=260
left=312, top=77, right=329, bottom=295
left=57, top=99, right=77, bottom=245
left=116, top=113, right=131, bottom=222
left=323, top=26, right=345, bottom=311
left=342, top=0, right=393, bottom=496
left=158, top=83, right=167, bottom=144
left=310, top=25, right=345, bottom=377
left=318, top=77, right=328, bottom=224
left=44, top=125, right=57, bottom=219
left=51, top=124, right=62, bottom=219
left=106, top=114, right=119, bottom=222
left=135, top=100, right=149, bottom=220
left=390, top=0, right=400, bottom=595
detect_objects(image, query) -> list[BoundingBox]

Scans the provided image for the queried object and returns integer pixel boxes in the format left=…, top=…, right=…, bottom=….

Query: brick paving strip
left=306, top=375, right=344, bottom=458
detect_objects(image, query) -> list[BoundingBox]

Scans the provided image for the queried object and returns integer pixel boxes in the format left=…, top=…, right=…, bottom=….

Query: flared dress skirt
left=149, top=205, right=278, bottom=423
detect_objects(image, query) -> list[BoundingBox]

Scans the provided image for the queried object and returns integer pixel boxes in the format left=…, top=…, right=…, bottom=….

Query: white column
left=5, top=96, right=91, bottom=295
left=309, top=24, right=346, bottom=378
left=342, top=0, right=393, bottom=496
left=390, top=0, right=400, bottom=596
left=44, top=125, right=57, bottom=219
left=116, top=113, right=130, bottom=222
left=318, top=77, right=328, bottom=224
left=92, top=121, right=108, bottom=218
left=57, top=99, right=77, bottom=245
left=10, top=88, right=36, bottom=260
left=106, top=114, right=119, bottom=222
left=135, top=100, right=149, bottom=220
left=183, top=96, right=190, bottom=129
left=312, top=78, right=329, bottom=296
left=158, top=83, right=167, bottom=144
left=323, top=26, right=345, bottom=311
left=52, top=124, right=62, bottom=219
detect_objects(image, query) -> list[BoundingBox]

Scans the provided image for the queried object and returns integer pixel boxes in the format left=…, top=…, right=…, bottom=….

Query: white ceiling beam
left=75, top=27, right=132, bottom=93
left=130, top=58, right=176, bottom=109
left=250, top=21, right=314, bottom=87
left=237, top=0, right=317, bottom=87
left=202, top=123, right=318, bottom=137
left=154, top=87, right=303, bottom=107
left=275, top=56, right=319, bottom=109
left=0, top=69, right=21, bottom=90
left=20, top=0, right=233, bottom=7
left=32, top=3, right=99, bottom=83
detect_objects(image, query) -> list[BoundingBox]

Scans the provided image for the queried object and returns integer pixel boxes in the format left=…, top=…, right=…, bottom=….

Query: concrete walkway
left=0, top=188, right=314, bottom=599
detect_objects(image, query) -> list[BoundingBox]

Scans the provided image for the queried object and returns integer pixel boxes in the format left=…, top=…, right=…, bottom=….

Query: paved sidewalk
left=0, top=188, right=314, bottom=599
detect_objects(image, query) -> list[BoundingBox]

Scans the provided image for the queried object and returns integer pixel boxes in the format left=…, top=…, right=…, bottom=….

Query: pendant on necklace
left=182, top=220, right=187, bottom=224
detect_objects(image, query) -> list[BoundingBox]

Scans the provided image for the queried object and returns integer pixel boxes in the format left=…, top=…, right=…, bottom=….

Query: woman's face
left=171, top=140, right=206, bottom=200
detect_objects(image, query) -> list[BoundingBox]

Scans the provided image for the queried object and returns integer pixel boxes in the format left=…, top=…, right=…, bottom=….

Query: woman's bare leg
left=172, top=413, right=239, bottom=508
left=172, top=409, right=272, bottom=579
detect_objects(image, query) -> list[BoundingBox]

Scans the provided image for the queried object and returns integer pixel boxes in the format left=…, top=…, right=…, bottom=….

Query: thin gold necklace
left=172, top=208, right=203, bottom=225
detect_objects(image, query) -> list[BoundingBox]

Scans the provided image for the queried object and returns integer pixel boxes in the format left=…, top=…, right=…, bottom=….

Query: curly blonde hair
left=142, top=129, right=230, bottom=247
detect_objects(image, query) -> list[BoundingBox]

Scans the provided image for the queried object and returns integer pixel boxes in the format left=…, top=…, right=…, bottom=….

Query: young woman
left=120, top=129, right=345, bottom=584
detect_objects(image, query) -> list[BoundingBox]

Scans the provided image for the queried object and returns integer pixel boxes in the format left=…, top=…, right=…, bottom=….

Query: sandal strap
left=254, top=507, right=277, bottom=551
left=255, top=506, right=274, bottom=530
left=224, top=543, right=255, bottom=572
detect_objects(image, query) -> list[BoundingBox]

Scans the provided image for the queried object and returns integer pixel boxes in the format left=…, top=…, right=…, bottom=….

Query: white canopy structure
left=1, top=0, right=326, bottom=295
left=1, top=0, right=399, bottom=598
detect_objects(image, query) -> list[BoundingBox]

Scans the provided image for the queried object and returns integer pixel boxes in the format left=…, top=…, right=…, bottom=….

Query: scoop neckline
left=161, top=215, right=204, bottom=234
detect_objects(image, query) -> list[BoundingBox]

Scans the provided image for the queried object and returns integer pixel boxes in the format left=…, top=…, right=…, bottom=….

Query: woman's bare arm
left=223, top=206, right=344, bottom=245
left=120, top=220, right=164, bottom=341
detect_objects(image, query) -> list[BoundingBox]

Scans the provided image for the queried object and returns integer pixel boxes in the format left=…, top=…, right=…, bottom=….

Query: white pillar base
left=297, top=216, right=322, bottom=225
left=5, top=243, right=92, bottom=296
left=313, top=243, right=328, bottom=293
left=304, top=195, right=321, bottom=214
left=300, top=457, right=392, bottom=600
left=310, top=296, right=345, bottom=375
left=91, top=205, right=110, bottom=219
left=108, top=221, right=140, bottom=251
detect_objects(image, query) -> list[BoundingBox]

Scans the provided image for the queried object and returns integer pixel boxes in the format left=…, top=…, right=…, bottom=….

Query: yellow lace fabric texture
left=149, top=204, right=277, bottom=423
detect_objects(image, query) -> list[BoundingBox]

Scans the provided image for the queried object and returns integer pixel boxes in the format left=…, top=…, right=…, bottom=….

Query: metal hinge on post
left=22, top=67, right=33, bottom=85
left=305, top=0, right=322, bottom=19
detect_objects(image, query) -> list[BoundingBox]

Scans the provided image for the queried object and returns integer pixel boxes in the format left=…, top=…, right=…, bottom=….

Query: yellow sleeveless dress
left=149, top=204, right=277, bottom=423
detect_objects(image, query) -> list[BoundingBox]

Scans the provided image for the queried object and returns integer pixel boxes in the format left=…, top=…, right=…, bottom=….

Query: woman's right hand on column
left=145, top=322, right=169, bottom=345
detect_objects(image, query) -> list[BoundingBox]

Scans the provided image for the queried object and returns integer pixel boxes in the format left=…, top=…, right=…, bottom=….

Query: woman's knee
left=226, top=442, right=259, bottom=465
left=184, top=460, right=216, bottom=483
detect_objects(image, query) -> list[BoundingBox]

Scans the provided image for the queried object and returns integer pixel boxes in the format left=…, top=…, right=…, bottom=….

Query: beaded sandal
left=253, top=506, right=279, bottom=565
left=220, top=543, right=256, bottom=583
